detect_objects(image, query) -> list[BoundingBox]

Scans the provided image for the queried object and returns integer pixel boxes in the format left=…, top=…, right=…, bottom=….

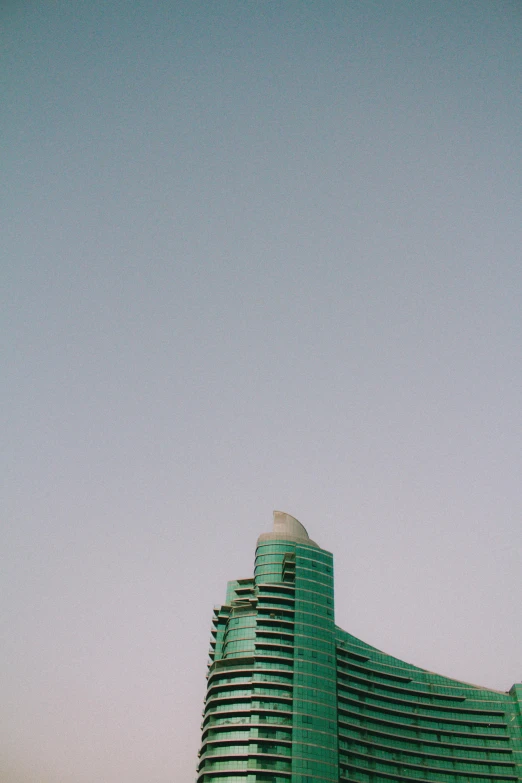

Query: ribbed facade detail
left=196, top=513, right=522, bottom=783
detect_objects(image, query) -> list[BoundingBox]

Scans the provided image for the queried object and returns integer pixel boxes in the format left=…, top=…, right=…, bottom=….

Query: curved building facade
left=197, top=512, right=522, bottom=783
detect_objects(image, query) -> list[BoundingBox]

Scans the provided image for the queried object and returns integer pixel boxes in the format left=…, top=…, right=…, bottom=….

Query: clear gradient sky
left=2, top=2, right=522, bottom=781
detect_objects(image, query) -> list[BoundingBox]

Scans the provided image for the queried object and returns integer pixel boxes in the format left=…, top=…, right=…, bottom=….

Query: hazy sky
left=2, top=1, right=522, bottom=781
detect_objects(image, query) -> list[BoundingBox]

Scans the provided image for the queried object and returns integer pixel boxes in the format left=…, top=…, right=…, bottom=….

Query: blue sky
left=2, top=2, right=522, bottom=781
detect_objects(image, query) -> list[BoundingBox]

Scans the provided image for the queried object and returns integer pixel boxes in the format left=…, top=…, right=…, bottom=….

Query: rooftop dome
left=256, top=510, right=319, bottom=547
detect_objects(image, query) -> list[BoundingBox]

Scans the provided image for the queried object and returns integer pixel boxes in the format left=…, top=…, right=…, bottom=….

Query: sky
left=2, top=1, right=522, bottom=781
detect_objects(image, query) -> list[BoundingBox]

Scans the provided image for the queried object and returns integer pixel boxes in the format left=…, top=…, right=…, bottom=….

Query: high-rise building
left=196, top=511, right=522, bottom=783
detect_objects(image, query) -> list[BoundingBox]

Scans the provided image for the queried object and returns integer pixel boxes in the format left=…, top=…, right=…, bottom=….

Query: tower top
left=256, top=510, right=319, bottom=548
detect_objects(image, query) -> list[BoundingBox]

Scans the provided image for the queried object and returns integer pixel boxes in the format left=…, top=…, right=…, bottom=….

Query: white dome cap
left=256, top=510, right=319, bottom=547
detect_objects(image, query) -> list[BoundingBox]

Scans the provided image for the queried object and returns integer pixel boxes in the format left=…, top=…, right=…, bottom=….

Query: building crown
left=256, top=509, right=319, bottom=547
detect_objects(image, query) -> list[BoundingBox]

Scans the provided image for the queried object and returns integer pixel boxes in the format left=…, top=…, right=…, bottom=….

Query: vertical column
left=510, top=683, right=522, bottom=781
left=292, top=543, right=338, bottom=783
left=253, top=541, right=295, bottom=780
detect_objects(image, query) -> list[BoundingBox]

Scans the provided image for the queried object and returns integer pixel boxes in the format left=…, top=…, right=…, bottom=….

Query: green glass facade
left=197, top=512, right=522, bottom=783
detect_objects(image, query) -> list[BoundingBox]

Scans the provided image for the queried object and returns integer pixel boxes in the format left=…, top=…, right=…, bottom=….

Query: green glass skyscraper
left=197, top=512, right=522, bottom=783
